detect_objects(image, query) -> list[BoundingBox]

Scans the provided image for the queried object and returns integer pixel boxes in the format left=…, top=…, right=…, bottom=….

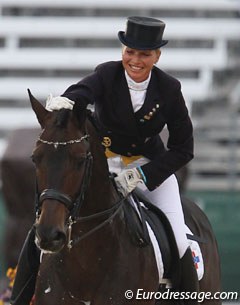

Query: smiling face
left=122, top=46, right=161, bottom=83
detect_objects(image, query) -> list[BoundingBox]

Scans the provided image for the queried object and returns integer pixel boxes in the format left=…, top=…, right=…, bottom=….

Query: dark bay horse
left=29, top=91, right=221, bottom=305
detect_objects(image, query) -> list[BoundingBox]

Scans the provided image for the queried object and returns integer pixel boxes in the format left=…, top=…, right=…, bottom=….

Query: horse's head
left=29, top=90, right=92, bottom=253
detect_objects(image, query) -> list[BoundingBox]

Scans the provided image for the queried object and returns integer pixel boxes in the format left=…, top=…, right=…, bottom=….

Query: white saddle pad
left=146, top=221, right=204, bottom=284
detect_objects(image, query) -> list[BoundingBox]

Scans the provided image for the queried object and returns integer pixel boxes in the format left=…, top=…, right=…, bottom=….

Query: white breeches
left=108, top=156, right=189, bottom=258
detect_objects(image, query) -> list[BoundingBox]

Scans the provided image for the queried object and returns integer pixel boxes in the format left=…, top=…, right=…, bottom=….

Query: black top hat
left=118, top=16, right=168, bottom=50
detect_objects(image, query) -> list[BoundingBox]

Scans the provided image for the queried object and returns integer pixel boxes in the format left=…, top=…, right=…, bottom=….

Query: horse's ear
left=28, top=89, right=49, bottom=128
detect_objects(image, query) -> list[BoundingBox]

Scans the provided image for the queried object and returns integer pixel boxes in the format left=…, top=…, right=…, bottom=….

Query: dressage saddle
left=123, top=189, right=181, bottom=284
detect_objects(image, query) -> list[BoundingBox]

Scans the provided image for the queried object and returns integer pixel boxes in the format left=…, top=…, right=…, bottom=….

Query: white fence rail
left=0, top=0, right=239, bottom=10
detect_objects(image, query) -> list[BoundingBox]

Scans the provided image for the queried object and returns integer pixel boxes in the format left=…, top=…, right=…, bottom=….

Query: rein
left=35, top=130, right=124, bottom=250
left=66, top=197, right=124, bottom=249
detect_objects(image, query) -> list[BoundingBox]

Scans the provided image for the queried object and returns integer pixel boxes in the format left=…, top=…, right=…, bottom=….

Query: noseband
left=39, top=189, right=72, bottom=210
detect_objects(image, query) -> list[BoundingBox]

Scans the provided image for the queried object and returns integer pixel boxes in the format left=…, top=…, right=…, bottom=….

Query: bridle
left=35, top=133, right=92, bottom=218
left=35, top=131, right=124, bottom=250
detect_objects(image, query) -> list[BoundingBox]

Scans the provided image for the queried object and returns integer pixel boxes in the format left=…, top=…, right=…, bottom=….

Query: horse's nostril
left=35, top=225, right=67, bottom=252
left=54, top=231, right=67, bottom=243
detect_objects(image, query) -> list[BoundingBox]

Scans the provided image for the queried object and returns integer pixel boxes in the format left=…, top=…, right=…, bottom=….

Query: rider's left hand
left=114, top=167, right=145, bottom=197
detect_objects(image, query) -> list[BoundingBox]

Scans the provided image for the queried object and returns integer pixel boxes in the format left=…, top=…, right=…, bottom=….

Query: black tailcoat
left=63, top=61, right=193, bottom=191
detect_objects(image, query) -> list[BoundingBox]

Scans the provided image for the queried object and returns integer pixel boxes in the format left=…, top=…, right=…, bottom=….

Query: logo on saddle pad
left=192, top=251, right=201, bottom=269
left=185, top=226, right=204, bottom=280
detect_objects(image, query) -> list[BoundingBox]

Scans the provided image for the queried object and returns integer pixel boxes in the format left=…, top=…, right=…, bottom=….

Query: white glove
left=45, top=94, right=75, bottom=111
left=115, top=168, right=144, bottom=197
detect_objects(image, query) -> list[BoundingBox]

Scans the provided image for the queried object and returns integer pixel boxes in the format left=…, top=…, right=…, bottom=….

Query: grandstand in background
left=0, top=0, right=239, bottom=191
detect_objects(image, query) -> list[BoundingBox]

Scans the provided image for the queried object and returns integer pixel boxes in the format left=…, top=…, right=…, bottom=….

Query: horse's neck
left=87, top=168, right=117, bottom=209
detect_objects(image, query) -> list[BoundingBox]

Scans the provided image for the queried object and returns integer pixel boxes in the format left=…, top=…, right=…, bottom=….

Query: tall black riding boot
left=179, top=247, right=199, bottom=305
left=10, top=227, right=40, bottom=305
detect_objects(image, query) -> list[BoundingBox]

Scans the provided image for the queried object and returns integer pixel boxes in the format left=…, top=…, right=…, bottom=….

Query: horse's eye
left=31, top=154, right=36, bottom=163
left=31, top=154, right=42, bottom=165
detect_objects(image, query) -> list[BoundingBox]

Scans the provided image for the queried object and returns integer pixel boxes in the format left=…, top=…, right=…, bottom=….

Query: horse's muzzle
left=34, top=223, right=67, bottom=253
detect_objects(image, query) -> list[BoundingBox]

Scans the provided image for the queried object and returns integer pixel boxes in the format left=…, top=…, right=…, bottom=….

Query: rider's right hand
left=45, top=94, right=75, bottom=111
